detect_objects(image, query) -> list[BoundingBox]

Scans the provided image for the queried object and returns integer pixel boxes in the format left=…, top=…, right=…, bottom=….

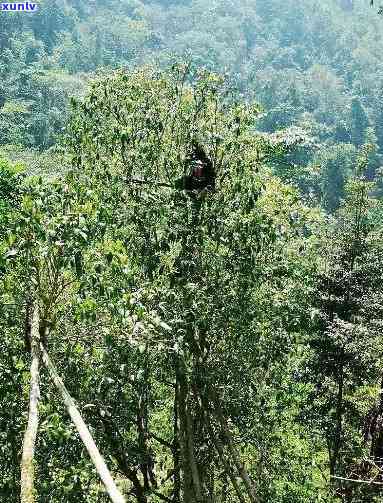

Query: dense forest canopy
left=1, top=0, right=383, bottom=203
left=1, top=1, right=383, bottom=503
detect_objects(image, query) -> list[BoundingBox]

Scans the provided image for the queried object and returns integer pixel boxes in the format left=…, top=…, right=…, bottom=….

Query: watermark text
left=0, top=2, right=38, bottom=11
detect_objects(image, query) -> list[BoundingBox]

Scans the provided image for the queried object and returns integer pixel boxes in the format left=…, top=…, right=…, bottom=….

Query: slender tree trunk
left=177, top=371, right=194, bottom=503
left=185, top=396, right=202, bottom=502
left=173, top=376, right=181, bottom=502
left=97, top=414, right=146, bottom=503
left=126, top=470, right=147, bottom=503
left=203, top=410, right=246, bottom=503
left=20, top=304, right=40, bottom=503
left=371, top=377, right=383, bottom=467
left=212, top=393, right=258, bottom=503
left=331, top=363, right=344, bottom=476
left=137, top=347, right=155, bottom=491
left=40, top=344, right=126, bottom=503
left=177, top=357, right=204, bottom=502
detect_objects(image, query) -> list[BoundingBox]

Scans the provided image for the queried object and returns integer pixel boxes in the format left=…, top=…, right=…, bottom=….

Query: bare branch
left=20, top=304, right=41, bottom=503
left=40, top=344, right=126, bottom=503
left=331, top=475, right=383, bottom=485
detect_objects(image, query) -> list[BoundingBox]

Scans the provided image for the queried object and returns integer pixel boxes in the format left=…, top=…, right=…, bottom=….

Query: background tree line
left=1, top=0, right=383, bottom=207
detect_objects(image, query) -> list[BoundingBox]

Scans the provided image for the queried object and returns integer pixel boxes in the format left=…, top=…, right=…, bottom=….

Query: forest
left=1, top=0, right=383, bottom=502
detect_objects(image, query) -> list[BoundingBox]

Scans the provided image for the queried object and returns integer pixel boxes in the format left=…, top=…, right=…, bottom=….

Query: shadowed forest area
left=1, top=1, right=383, bottom=502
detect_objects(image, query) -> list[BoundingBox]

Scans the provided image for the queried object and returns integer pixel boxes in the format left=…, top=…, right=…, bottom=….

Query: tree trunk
left=173, top=377, right=181, bottom=502
left=212, top=393, right=258, bottom=503
left=20, top=304, right=40, bottom=503
left=331, top=363, right=344, bottom=476
left=137, top=347, right=155, bottom=491
left=204, top=411, right=246, bottom=503
left=185, top=396, right=202, bottom=502
left=40, top=344, right=126, bottom=503
left=177, top=372, right=194, bottom=503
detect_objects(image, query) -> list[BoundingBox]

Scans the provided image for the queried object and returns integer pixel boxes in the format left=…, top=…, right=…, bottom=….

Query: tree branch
left=125, top=178, right=173, bottom=188
left=20, top=304, right=40, bottom=503
left=331, top=475, right=383, bottom=485
left=40, top=344, right=126, bottom=503
left=150, top=432, right=174, bottom=451
left=151, top=490, right=173, bottom=503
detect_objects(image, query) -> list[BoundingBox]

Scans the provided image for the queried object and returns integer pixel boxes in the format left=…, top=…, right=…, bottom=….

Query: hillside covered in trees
left=1, top=1, right=383, bottom=502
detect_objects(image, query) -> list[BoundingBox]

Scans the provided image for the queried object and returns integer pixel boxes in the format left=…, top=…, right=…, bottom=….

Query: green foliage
left=0, top=157, right=24, bottom=240
left=1, top=0, right=383, bottom=211
left=1, top=1, right=383, bottom=502
left=350, top=97, right=370, bottom=148
left=316, top=143, right=357, bottom=212
left=302, top=145, right=383, bottom=499
left=1, top=65, right=324, bottom=502
left=62, top=65, right=323, bottom=502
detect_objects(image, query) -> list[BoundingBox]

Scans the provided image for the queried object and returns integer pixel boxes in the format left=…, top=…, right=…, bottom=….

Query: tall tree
left=62, top=64, right=318, bottom=502
left=303, top=144, right=383, bottom=499
left=350, top=98, right=369, bottom=148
